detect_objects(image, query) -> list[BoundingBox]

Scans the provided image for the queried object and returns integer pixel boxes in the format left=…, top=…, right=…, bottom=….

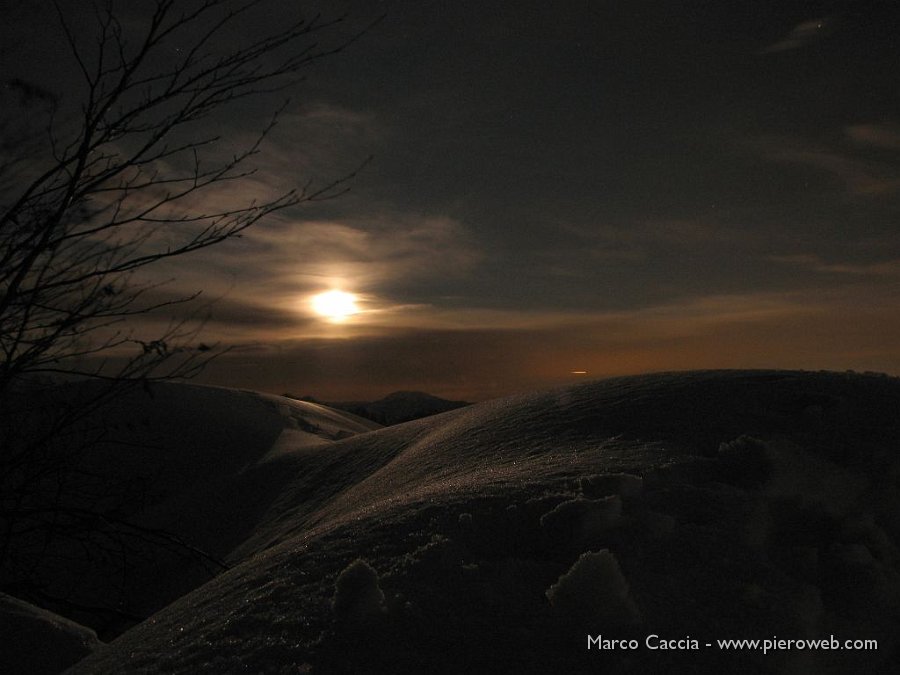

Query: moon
left=311, top=290, right=359, bottom=321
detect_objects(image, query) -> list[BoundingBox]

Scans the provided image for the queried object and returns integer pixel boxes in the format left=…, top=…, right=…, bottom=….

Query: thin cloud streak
left=132, top=210, right=483, bottom=340
left=846, top=123, right=900, bottom=151
left=753, top=137, right=900, bottom=197
left=195, top=282, right=900, bottom=401
left=770, top=254, right=900, bottom=277
left=760, top=17, right=833, bottom=53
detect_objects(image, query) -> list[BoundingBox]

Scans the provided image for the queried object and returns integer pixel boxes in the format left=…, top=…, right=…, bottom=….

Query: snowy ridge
left=1, top=593, right=102, bottom=675
left=57, top=370, right=900, bottom=673
left=5, top=380, right=381, bottom=643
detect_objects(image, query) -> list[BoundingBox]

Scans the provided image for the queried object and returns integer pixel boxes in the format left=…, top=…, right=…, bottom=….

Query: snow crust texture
left=54, top=371, right=900, bottom=674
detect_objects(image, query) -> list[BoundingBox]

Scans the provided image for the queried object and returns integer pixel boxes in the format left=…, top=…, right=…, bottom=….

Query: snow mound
left=580, top=472, right=643, bottom=499
left=545, top=549, right=641, bottom=627
left=540, top=495, right=623, bottom=550
left=0, top=593, right=101, bottom=675
left=53, top=370, right=900, bottom=673
left=331, top=560, right=385, bottom=627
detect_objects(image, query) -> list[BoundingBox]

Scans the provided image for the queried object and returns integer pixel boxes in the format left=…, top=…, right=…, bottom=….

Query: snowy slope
left=0, top=593, right=102, bottom=675
left=5, top=381, right=380, bottom=637
left=62, top=371, right=900, bottom=673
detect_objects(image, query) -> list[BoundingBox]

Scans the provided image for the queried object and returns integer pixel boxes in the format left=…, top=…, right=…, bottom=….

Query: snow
left=539, top=495, right=623, bottom=550
left=9, top=369, right=898, bottom=673
left=545, top=549, right=641, bottom=627
left=0, top=593, right=101, bottom=675
left=5, top=380, right=381, bottom=638
left=331, top=559, right=386, bottom=627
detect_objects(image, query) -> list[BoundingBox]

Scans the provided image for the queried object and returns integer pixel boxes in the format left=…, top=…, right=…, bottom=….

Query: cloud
left=167, top=100, right=382, bottom=212
left=761, top=17, right=833, bottom=53
left=770, top=253, right=900, bottom=277
left=190, top=283, right=900, bottom=401
left=527, top=219, right=764, bottom=278
left=751, top=136, right=900, bottom=197
left=239, top=212, right=482, bottom=291
left=129, top=209, right=484, bottom=342
left=96, top=284, right=900, bottom=402
left=846, top=123, right=900, bottom=151
left=254, top=102, right=382, bottom=182
left=587, top=219, right=761, bottom=250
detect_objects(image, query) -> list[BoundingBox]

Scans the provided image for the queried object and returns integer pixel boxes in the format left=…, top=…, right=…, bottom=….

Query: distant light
left=571, top=370, right=588, bottom=375
left=311, top=290, right=359, bottom=322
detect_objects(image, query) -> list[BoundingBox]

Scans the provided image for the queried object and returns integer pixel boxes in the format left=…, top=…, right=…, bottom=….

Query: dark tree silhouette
left=0, top=0, right=372, bottom=629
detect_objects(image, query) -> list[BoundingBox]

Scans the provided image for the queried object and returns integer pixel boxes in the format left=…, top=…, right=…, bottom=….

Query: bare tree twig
left=1, top=0, right=379, bottom=630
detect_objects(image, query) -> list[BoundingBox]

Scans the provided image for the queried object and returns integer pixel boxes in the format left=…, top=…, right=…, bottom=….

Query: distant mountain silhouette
left=289, top=391, right=470, bottom=425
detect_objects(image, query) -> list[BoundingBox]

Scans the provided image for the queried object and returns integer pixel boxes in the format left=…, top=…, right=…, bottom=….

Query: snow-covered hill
left=23, top=371, right=900, bottom=672
left=2, top=381, right=380, bottom=643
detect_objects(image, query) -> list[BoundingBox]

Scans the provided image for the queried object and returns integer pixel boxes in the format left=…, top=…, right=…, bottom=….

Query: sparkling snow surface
left=60, top=371, right=900, bottom=673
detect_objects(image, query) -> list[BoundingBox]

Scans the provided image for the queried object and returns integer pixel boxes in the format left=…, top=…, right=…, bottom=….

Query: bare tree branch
left=1, top=0, right=379, bottom=630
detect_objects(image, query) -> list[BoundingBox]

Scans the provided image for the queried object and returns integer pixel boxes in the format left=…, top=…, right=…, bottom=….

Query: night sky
left=4, top=1, right=900, bottom=400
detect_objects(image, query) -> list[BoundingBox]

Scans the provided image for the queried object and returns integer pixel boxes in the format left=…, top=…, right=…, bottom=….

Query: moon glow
left=311, top=290, right=360, bottom=321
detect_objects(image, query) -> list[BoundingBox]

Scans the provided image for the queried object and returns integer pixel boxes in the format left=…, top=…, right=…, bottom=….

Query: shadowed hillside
left=7, top=371, right=900, bottom=673
left=289, top=391, right=471, bottom=426
left=1, top=381, right=380, bottom=645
